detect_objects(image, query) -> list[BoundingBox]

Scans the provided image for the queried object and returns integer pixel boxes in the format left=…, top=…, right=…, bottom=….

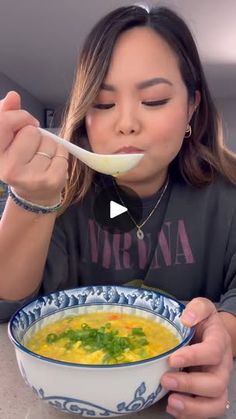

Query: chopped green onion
left=46, top=333, right=58, bottom=343
left=45, top=323, right=149, bottom=364
left=131, top=328, right=145, bottom=336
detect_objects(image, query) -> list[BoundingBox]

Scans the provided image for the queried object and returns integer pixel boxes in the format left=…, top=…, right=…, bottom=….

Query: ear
left=188, top=90, right=201, bottom=121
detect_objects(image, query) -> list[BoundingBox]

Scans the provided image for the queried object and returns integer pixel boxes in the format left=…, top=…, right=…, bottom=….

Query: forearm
left=0, top=198, right=57, bottom=300
left=219, top=311, right=236, bottom=357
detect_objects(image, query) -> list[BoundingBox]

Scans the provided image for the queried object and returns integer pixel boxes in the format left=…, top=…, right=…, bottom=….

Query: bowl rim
left=8, top=285, right=195, bottom=369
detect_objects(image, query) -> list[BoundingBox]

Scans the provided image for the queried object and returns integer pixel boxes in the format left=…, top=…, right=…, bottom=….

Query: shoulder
left=201, top=176, right=236, bottom=216
left=210, top=175, right=236, bottom=193
left=173, top=175, right=236, bottom=199
left=203, top=176, right=236, bottom=206
left=169, top=175, right=236, bottom=220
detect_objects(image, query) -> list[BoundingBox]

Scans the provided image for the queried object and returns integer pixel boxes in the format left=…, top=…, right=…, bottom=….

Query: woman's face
left=85, top=27, right=197, bottom=191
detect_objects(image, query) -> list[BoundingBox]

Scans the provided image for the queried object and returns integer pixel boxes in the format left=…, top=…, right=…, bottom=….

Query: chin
left=115, top=169, right=148, bottom=184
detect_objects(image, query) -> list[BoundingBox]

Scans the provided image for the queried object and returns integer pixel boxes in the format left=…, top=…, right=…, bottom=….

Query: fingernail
left=169, top=356, right=185, bottom=368
left=34, top=119, right=40, bottom=127
left=168, top=398, right=185, bottom=411
left=181, top=310, right=196, bottom=325
left=162, top=377, right=178, bottom=389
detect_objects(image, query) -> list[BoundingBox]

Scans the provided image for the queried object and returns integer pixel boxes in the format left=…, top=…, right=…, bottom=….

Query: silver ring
left=226, top=400, right=230, bottom=410
left=54, top=154, right=68, bottom=161
left=36, top=151, right=53, bottom=159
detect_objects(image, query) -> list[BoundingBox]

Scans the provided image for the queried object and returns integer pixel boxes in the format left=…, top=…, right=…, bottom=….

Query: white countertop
left=0, top=323, right=235, bottom=419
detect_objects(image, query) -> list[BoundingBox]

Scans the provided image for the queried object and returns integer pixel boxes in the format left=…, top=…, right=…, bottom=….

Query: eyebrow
left=100, top=77, right=173, bottom=91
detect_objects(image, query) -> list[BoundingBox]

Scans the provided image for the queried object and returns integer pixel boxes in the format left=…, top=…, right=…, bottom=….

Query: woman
left=0, top=5, right=235, bottom=418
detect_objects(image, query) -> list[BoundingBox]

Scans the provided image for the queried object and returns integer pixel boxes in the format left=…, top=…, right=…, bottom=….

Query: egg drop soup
left=26, top=311, right=180, bottom=365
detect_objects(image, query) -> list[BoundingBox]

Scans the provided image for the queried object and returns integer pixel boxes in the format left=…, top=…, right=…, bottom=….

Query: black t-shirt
left=1, top=174, right=236, bottom=322
left=41, top=174, right=236, bottom=313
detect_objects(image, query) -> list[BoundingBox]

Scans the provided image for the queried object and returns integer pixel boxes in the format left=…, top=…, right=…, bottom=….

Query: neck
left=114, top=170, right=168, bottom=198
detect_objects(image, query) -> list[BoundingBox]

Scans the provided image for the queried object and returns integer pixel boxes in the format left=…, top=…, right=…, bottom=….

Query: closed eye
left=93, top=99, right=169, bottom=110
left=142, top=99, right=170, bottom=107
left=93, top=103, right=115, bottom=110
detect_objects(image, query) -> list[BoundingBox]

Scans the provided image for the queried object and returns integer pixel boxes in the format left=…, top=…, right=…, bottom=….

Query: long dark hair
left=60, top=5, right=236, bottom=209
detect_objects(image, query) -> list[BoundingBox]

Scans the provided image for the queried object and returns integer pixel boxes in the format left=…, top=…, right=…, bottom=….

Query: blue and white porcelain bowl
left=8, top=285, right=194, bottom=417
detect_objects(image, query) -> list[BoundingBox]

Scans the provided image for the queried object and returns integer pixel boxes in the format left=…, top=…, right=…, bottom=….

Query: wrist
left=11, top=188, right=62, bottom=207
left=8, top=187, right=63, bottom=215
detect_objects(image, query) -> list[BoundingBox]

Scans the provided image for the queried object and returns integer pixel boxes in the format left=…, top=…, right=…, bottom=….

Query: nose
left=115, top=106, right=141, bottom=136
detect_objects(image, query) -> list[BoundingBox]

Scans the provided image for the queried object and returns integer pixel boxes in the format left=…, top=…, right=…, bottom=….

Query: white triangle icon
left=110, top=200, right=127, bottom=219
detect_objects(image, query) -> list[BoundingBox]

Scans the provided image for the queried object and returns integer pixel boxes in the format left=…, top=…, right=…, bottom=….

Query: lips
left=114, top=146, right=144, bottom=154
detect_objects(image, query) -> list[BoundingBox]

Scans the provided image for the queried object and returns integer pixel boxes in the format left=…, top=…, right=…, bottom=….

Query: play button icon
left=110, top=201, right=127, bottom=219
left=93, top=181, right=143, bottom=234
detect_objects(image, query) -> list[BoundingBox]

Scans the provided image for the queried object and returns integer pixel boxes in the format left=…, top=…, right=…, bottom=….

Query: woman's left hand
left=160, top=297, right=233, bottom=418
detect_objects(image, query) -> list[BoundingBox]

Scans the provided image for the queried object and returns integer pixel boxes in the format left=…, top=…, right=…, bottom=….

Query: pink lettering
left=112, top=233, right=121, bottom=269
left=158, top=222, right=172, bottom=266
left=122, top=233, right=133, bottom=269
left=88, top=220, right=99, bottom=263
left=102, top=230, right=111, bottom=268
left=175, top=220, right=194, bottom=264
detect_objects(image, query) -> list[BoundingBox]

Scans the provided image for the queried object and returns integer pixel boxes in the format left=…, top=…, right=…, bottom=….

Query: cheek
left=85, top=113, right=100, bottom=151
left=85, top=113, right=109, bottom=152
left=150, top=106, right=187, bottom=149
left=144, top=109, right=187, bottom=166
left=85, top=113, right=97, bottom=139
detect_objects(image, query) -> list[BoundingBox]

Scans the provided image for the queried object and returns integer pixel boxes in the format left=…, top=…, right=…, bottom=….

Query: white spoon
left=39, top=128, right=144, bottom=176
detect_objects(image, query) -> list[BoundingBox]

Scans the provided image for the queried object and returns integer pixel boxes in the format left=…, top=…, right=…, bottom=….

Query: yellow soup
left=26, top=312, right=180, bottom=365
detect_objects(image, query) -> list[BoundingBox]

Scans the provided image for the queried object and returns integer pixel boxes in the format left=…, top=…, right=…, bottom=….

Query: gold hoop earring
left=185, top=124, right=192, bottom=138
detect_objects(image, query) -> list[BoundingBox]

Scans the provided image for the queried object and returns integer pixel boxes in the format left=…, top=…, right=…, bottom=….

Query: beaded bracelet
left=8, top=186, right=62, bottom=214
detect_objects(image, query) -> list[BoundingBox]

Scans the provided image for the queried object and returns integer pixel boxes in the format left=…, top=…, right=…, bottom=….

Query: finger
left=169, top=316, right=231, bottom=369
left=166, top=390, right=229, bottom=418
left=4, top=126, right=43, bottom=165
left=0, top=91, right=21, bottom=112
left=0, top=110, right=40, bottom=133
left=54, top=147, right=69, bottom=160
left=181, top=297, right=216, bottom=327
left=161, top=369, right=228, bottom=398
left=4, top=147, right=68, bottom=202
left=22, top=153, right=68, bottom=198
left=169, top=336, right=225, bottom=369
left=8, top=126, right=66, bottom=169
left=34, top=133, right=68, bottom=166
left=48, top=152, right=69, bottom=178
left=1, top=126, right=53, bottom=186
left=0, top=113, right=40, bottom=153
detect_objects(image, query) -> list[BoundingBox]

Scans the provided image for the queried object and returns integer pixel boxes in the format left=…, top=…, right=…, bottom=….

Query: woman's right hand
left=0, top=91, right=68, bottom=206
